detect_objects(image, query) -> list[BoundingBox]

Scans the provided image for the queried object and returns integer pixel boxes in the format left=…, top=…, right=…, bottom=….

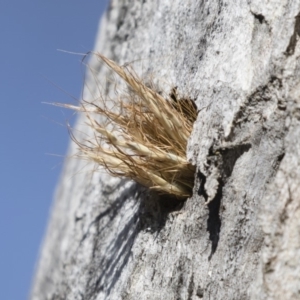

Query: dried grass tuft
left=58, top=53, right=197, bottom=198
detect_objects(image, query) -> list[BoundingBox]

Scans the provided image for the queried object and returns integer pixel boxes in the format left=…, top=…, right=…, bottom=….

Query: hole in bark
left=137, top=191, right=185, bottom=233
left=196, top=286, right=204, bottom=298
left=158, top=194, right=185, bottom=212
left=277, top=152, right=285, bottom=162
left=252, top=12, right=265, bottom=24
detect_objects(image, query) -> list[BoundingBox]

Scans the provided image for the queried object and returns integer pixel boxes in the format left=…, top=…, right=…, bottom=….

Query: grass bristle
left=59, top=53, right=197, bottom=199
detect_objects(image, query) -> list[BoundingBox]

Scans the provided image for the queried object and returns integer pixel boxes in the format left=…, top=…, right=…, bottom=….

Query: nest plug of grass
left=59, top=54, right=197, bottom=199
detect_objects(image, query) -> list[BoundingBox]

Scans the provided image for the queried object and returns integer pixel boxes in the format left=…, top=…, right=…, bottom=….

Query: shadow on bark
left=83, top=182, right=185, bottom=298
left=83, top=181, right=141, bottom=298
left=198, top=143, right=252, bottom=260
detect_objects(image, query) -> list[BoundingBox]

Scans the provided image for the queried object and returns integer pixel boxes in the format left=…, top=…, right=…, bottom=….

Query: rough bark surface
left=31, top=1, right=300, bottom=299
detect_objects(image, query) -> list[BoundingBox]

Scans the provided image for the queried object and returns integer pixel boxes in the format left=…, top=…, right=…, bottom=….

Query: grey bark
left=31, top=1, right=300, bottom=299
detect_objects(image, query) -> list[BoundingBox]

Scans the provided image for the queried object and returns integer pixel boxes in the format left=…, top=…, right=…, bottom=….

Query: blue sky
left=0, top=1, right=108, bottom=299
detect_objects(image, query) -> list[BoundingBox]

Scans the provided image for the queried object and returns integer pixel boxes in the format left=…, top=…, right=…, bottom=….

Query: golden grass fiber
left=59, top=53, right=197, bottom=198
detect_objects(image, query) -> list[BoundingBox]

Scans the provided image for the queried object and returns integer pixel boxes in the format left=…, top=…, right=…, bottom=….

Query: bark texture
left=31, top=1, right=300, bottom=299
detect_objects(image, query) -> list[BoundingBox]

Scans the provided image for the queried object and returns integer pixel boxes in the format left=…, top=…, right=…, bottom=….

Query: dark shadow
left=83, top=183, right=187, bottom=299
left=285, top=12, right=300, bottom=56
left=202, top=143, right=251, bottom=260
left=207, top=178, right=222, bottom=260
left=83, top=181, right=142, bottom=299
left=220, top=143, right=251, bottom=179
left=197, top=171, right=208, bottom=201
left=78, top=179, right=135, bottom=246
left=94, top=212, right=139, bottom=296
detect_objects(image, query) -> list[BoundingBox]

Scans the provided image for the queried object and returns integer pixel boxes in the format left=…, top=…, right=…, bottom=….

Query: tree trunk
left=31, top=1, right=300, bottom=299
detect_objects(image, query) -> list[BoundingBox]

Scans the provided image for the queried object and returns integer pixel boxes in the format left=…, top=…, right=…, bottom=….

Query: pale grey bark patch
left=31, top=1, right=300, bottom=299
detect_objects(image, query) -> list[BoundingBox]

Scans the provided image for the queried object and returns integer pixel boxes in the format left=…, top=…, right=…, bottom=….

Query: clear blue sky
left=0, top=1, right=108, bottom=299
